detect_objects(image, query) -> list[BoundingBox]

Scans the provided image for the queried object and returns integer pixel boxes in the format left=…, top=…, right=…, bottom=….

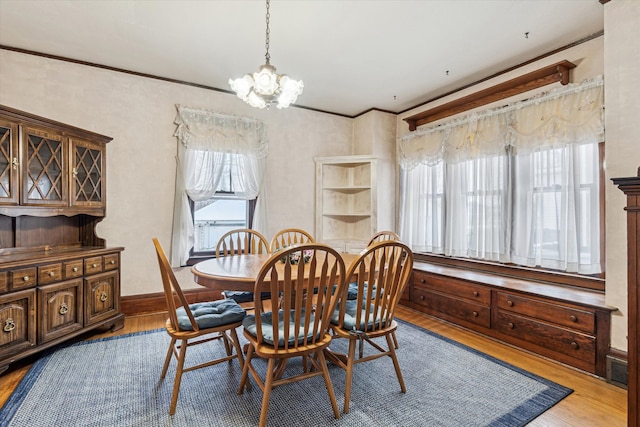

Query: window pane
left=194, top=199, right=247, bottom=252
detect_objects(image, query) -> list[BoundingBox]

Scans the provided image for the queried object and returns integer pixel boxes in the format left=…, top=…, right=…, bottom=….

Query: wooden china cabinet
left=0, top=105, right=124, bottom=374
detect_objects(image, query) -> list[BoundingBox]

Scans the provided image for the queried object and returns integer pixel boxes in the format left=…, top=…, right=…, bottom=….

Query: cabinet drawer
left=84, top=257, right=103, bottom=275
left=495, top=310, right=596, bottom=364
left=496, top=292, right=595, bottom=334
left=413, top=271, right=491, bottom=305
left=0, top=272, right=7, bottom=293
left=11, top=267, right=37, bottom=290
left=413, top=286, right=491, bottom=328
left=38, top=279, right=83, bottom=343
left=64, top=260, right=83, bottom=279
left=38, top=263, right=63, bottom=285
left=103, top=254, right=119, bottom=271
left=0, top=289, right=37, bottom=359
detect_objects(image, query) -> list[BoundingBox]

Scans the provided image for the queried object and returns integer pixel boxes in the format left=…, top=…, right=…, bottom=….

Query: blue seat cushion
left=243, top=309, right=320, bottom=347
left=314, top=282, right=374, bottom=300
left=176, top=299, right=246, bottom=331
left=222, top=291, right=272, bottom=303
left=330, top=300, right=387, bottom=332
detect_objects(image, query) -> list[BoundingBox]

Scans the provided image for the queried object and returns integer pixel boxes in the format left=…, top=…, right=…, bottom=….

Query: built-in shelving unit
left=315, top=155, right=380, bottom=254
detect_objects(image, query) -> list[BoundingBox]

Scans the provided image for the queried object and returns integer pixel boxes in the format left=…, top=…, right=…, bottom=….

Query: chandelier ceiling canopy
left=229, top=0, right=304, bottom=109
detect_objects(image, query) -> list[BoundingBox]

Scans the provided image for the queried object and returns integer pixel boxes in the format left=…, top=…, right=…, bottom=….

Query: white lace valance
left=174, top=105, right=268, bottom=158
left=398, top=76, right=604, bottom=169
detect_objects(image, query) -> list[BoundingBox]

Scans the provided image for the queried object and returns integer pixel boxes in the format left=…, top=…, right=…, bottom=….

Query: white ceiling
left=0, top=0, right=604, bottom=117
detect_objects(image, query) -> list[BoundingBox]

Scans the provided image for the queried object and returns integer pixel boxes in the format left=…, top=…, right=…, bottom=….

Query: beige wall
left=0, top=49, right=353, bottom=295
left=604, top=0, right=640, bottom=351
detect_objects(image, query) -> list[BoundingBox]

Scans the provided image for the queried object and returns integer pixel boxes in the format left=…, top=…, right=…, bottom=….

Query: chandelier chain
left=265, top=0, right=271, bottom=63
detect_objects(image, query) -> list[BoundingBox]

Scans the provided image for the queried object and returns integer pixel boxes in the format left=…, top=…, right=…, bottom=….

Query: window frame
left=405, top=141, right=606, bottom=289
left=185, top=193, right=257, bottom=265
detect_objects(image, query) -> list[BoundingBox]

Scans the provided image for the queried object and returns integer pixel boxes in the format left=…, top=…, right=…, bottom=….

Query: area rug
left=0, top=321, right=572, bottom=427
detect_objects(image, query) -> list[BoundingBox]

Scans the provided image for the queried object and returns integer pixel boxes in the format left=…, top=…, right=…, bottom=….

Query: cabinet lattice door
left=72, top=139, right=105, bottom=207
left=23, top=127, right=67, bottom=206
left=0, top=120, right=18, bottom=204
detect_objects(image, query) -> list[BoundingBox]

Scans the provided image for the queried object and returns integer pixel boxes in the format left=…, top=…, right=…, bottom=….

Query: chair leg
left=259, top=358, right=276, bottom=427
left=229, top=328, right=250, bottom=391
left=391, top=330, right=400, bottom=349
left=160, top=337, right=176, bottom=379
left=386, top=333, right=406, bottom=393
left=238, top=344, right=254, bottom=395
left=222, top=331, right=232, bottom=358
left=317, top=350, right=341, bottom=420
left=343, top=338, right=358, bottom=414
left=169, top=339, right=188, bottom=415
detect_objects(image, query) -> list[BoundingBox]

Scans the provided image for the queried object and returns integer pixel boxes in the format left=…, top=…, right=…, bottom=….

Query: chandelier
left=228, top=0, right=304, bottom=109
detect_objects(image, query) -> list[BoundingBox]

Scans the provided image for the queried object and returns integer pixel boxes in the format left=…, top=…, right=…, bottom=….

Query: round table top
left=192, top=252, right=357, bottom=292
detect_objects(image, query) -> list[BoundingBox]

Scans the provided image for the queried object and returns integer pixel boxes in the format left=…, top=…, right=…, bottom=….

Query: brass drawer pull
left=508, top=322, right=515, bottom=329
left=59, top=303, right=69, bottom=315
left=507, top=300, right=514, bottom=307
left=472, top=311, right=479, bottom=317
left=3, top=318, right=16, bottom=332
left=73, top=267, right=79, bottom=272
left=570, top=315, right=578, bottom=322
left=109, top=260, right=116, bottom=265
left=49, top=271, right=56, bottom=277
left=571, top=341, right=579, bottom=349
left=92, top=263, right=98, bottom=268
left=23, top=276, right=30, bottom=282
left=100, top=291, right=108, bottom=302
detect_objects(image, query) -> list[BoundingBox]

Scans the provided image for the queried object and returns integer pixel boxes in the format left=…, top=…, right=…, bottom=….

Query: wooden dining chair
left=217, top=228, right=270, bottom=309
left=367, top=230, right=402, bottom=349
left=327, top=240, right=414, bottom=414
left=367, top=230, right=400, bottom=246
left=269, top=228, right=314, bottom=253
left=152, top=238, right=247, bottom=415
left=238, top=244, right=347, bottom=427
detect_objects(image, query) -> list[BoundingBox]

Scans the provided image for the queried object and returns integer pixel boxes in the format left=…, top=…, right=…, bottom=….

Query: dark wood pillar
left=612, top=168, right=640, bottom=427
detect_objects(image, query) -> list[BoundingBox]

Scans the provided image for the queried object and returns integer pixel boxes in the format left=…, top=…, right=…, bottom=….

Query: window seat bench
left=401, top=260, right=617, bottom=377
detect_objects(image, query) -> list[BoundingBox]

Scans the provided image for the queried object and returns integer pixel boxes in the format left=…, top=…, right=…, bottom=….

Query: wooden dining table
left=192, top=252, right=358, bottom=293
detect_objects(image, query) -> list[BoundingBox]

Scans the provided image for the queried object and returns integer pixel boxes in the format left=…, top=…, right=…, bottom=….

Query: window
left=400, top=141, right=602, bottom=275
left=187, top=152, right=257, bottom=261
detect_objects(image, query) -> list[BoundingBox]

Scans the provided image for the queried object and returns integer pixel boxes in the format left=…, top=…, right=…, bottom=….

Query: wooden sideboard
left=0, top=105, right=124, bottom=374
left=401, top=261, right=615, bottom=377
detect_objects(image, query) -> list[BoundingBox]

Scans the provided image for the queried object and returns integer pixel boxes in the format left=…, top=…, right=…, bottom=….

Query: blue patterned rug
left=0, top=320, right=571, bottom=426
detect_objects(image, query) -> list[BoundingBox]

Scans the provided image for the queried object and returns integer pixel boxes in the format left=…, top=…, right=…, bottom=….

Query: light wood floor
left=0, top=306, right=626, bottom=425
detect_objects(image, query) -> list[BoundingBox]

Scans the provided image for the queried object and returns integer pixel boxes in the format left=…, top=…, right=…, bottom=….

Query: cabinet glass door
left=22, top=127, right=67, bottom=206
left=71, top=139, right=104, bottom=207
left=0, top=120, right=19, bottom=205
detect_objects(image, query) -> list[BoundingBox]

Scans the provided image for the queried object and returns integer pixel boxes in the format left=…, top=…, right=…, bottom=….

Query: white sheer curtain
left=398, top=76, right=604, bottom=273
left=170, top=105, right=269, bottom=266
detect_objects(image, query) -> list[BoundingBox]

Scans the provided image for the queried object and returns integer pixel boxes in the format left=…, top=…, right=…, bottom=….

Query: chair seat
left=176, top=299, right=246, bottom=331
left=330, top=300, right=388, bottom=332
left=222, top=291, right=271, bottom=304
left=243, top=309, right=320, bottom=347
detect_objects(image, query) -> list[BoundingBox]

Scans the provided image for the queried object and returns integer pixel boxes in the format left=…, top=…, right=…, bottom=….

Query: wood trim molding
left=403, top=60, right=576, bottom=131
left=121, top=289, right=222, bottom=315
left=415, top=252, right=605, bottom=292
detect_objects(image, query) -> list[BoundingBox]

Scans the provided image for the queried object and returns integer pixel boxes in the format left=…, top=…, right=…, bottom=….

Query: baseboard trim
left=606, top=348, right=628, bottom=389
left=121, top=289, right=222, bottom=315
